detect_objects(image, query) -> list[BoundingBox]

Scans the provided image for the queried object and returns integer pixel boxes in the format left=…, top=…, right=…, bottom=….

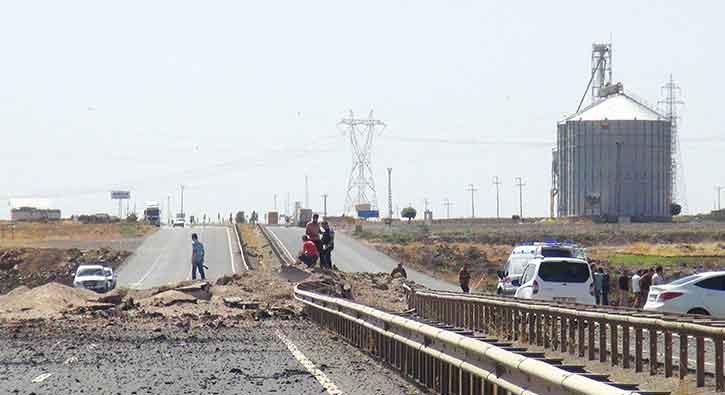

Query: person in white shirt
left=631, top=270, right=642, bottom=307
left=652, top=266, right=665, bottom=286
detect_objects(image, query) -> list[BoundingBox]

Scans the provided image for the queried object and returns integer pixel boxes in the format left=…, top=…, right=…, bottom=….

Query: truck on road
left=144, top=202, right=161, bottom=226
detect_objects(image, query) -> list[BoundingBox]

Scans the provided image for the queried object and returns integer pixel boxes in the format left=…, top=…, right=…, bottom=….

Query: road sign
left=110, top=191, right=130, bottom=200
left=357, top=210, right=380, bottom=219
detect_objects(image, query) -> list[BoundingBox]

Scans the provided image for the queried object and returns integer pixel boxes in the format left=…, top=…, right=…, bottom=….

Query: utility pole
left=274, top=194, right=278, bottom=211
left=492, top=176, right=502, bottom=219
left=167, top=195, right=171, bottom=225
left=424, top=198, right=429, bottom=212
left=465, top=184, right=478, bottom=218
left=305, top=175, right=309, bottom=209
left=321, top=194, right=328, bottom=217
left=443, top=199, right=453, bottom=219
left=180, top=185, right=185, bottom=215
left=387, top=168, right=393, bottom=219
left=515, top=177, right=526, bottom=218
left=717, top=186, right=724, bottom=211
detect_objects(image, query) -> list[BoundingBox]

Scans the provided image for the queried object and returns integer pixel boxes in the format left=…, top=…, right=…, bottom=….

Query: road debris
left=31, top=373, right=53, bottom=383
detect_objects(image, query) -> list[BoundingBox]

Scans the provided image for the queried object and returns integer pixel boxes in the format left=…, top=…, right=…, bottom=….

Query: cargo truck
left=143, top=202, right=161, bottom=226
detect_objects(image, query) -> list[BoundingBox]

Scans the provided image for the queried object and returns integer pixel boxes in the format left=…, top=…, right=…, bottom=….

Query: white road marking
left=275, top=330, right=342, bottom=394
left=226, top=227, right=236, bottom=274
left=267, top=227, right=296, bottom=263
left=133, top=246, right=169, bottom=288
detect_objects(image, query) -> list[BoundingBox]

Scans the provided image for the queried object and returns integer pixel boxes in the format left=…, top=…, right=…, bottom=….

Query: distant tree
left=235, top=211, right=247, bottom=224
left=671, top=203, right=682, bottom=216
left=401, top=207, right=417, bottom=222
left=126, top=213, right=138, bottom=223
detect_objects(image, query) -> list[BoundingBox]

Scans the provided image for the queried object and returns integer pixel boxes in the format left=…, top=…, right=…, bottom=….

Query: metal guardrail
left=407, top=286, right=725, bottom=391
left=232, top=223, right=250, bottom=270
left=258, top=224, right=296, bottom=265
left=295, top=283, right=639, bottom=395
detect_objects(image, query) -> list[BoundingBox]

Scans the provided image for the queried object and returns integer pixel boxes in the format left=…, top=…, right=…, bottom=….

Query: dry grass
left=0, top=221, right=156, bottom=247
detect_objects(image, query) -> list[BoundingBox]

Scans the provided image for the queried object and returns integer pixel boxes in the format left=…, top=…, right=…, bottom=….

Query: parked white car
left=644, top=271, right=725, bottom=316
left=73, top=264, right=115, bottom=293
left=514, top=257, right=595, bottom=305
left=497, top=241, right=587, bottom=296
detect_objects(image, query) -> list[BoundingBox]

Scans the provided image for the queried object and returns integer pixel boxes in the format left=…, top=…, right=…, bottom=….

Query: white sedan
left=644, top=271, right=725, bottom=317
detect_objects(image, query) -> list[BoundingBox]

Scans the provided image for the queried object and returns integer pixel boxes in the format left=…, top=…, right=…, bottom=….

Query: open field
left=350, top=221, right=725, bottom=293
left=0, top=221, right=157, bottom=250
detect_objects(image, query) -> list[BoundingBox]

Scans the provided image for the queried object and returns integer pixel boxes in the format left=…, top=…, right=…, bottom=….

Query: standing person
left=191, top=233, right=206, bottom=281
left=593, top=268, right=604, bottom=305
left=306, top=214, right=323, bottom=257
left=391, top=262, right=408, bottom=279
left=298, top=235, right=319, bottom=268
left=601, top=268, right=610, bottom=306
left=459, top=262, right=472, bottom=294
left=639, top=268, right=655, bottom=307
left=652, top=265, right=665, bottom=286
left=631, top=270, right=642, bottom=308
left=319, top=221, right=335, bottom=269
left=617, top=269, right=630, bottom=306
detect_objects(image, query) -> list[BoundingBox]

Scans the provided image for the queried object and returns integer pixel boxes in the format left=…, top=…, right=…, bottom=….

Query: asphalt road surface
left=117, top=225, right=244, bottom=289
left=0, top=320, right=423, bottom=395
left=267, top=225, right=458, bottom=291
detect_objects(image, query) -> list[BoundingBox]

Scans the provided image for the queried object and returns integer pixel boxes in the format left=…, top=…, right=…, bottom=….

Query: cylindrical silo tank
left=557, top=93, right=672, bottom=220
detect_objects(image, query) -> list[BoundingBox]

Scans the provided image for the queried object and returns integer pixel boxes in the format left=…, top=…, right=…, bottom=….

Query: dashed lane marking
left=275, top=330, right=342, bottom=394
left=226, top=227, right=237, bottom=274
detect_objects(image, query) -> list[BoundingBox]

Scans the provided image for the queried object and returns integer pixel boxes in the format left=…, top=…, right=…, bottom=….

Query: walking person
left=639, top=268, right=655, bottom=307
left=631, top=269, right=642, bottom=307
left=593, top=268, right=603, bottom=305
left=191, top=233, right=206, bottom=281
left=617, top=269, right=630, bottom=306
left=298, top=235, right=319, bottom=268
left=319, top=221, right=335, bottom=269
left=459, top=262, right=472, bottom=294
left=306, top=214, right=323, bottom=259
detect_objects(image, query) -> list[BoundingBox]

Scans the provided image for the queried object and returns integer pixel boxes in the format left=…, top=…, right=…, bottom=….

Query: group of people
left=298, top=214, right=335, bottom=269
left=591, top=263, right=665, bottom=307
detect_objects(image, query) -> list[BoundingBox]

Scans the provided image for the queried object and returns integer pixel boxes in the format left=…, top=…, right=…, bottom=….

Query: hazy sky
left=1, top=1, right=722, bottom=220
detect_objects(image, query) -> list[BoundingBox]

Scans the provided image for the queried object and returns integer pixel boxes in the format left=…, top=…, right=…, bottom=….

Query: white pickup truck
left=73, top=264, right=117, bottom=293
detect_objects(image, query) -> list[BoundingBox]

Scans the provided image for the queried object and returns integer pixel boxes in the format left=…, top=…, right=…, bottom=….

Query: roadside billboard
left=110, top=191, right=131, bottom=200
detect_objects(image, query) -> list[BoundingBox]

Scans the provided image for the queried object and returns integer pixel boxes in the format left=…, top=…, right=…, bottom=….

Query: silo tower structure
left=557, top=87, right=672, bottom=220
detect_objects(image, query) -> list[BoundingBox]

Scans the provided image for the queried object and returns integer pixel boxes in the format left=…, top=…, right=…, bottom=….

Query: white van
left=514, top=257, right=595, bottom=305
left=496, top=242, right=586, bottom=296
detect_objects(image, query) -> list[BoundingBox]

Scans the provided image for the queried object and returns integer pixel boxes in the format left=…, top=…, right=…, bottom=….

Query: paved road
left=117, top=225, right=244, bottom=289
left=0, top=320, right=422, bottom=395
left=267, top=225, right=458, bottom=291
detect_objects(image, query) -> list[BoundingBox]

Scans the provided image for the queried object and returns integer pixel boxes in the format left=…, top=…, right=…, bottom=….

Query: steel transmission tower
left=658, top=75, right=687, bottom=213
left=339, top=110, right=386, bottom=215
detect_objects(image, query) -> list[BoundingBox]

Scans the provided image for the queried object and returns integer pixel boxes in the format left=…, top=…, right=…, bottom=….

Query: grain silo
left=556, top=86, right=672, bottom=220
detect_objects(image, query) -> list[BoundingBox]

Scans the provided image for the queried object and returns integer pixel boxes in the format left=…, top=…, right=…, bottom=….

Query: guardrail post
left=544, top=314, right=551, bottom=349
left=578, top=316, right=585, bottom=357
left=696, top=335, right=705, bottom=387
left=536, top=312, right=544, bottom=346
left=679, top=332, right=688, bottom=379
left=527, top=310, right=535, bottom=345
left=664, top=330, right=673, bottom=377
left=716, top=336, right=724, bottom=391
left=622, top=324, right=630, bottom=369
left=551, top=313, right=558, bottom=350
left=568, top=316, right=576, bottom=356
left=649, top=326, right=658, bottom=375
left=610, top=321, right=618, bottom=366
left=560, top=315, right=568, bottom=353
left=599, top=319, right=607, bottom=363
left=635, top=326, right=643, bottom=372
left=588, top=318, right=597, bottom=361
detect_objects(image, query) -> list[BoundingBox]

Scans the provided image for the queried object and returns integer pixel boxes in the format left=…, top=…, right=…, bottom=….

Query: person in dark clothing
left=319, top=221, right=335, bottom=269
left=459, top=263, right=472, bottom=293
left=639, top=268, right=655, bottom=307
left=617, top=269, right=630, bottom=306
left=191, top=233, right=206, bottom=281
left=391, top=262, right=407, bottom=279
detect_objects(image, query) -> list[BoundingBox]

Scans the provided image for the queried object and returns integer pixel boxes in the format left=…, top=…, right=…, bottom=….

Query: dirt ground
left=0, top=247, right=130, bottom=294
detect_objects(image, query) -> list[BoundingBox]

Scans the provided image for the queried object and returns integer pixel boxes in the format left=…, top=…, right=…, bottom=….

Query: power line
left=465, top=184, right=478, bottom=218
left=515, top=177, right=525, bottom=218
left=492, top=176, right=502, bottom=219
